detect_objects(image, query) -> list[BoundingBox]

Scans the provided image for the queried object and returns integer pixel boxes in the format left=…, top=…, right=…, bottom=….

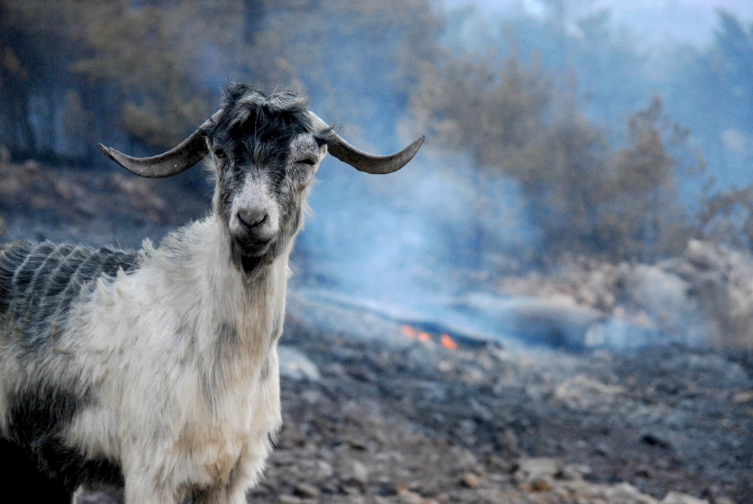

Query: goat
left=0, top=83, right=423, bottom=504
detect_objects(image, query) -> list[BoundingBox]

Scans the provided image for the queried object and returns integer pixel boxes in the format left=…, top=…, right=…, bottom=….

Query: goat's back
left=0, top=240, right=140, bottom=347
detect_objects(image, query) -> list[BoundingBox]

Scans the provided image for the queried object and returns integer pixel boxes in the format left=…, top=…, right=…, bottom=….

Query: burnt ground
left=234, top=318, right=752, bottom=504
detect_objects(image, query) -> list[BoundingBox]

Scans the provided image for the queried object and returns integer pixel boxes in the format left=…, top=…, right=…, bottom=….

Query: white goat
left=0, top=84, right=423, bottom=504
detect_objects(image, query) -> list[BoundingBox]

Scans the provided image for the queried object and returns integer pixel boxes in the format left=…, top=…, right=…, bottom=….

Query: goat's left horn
left=98, top=111, right=222, bottom=178
left=309, top=113, right=424, bottom=174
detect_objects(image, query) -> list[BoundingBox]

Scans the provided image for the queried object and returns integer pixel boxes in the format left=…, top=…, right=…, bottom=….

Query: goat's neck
left=162, top=214, right=291, bottom=366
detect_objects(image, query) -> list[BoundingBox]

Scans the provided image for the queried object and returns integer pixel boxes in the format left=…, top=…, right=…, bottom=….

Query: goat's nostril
left=237, top=209, right=268, bottom=230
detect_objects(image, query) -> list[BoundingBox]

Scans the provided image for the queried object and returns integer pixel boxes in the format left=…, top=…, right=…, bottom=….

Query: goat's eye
left=214, top=149, right=226, bottom=159
left=298, top=158, right=316, bottom=166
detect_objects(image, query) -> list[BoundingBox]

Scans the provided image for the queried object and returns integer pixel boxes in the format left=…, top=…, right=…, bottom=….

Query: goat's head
left=99, top=84, right=424, bottom=275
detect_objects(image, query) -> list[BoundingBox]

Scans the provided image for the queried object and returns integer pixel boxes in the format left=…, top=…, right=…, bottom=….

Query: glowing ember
left=402, top=324, right=418, bottom=338
left=440, top=333, right=457, bottom=350
left=402, top=325, right=458, bottom=350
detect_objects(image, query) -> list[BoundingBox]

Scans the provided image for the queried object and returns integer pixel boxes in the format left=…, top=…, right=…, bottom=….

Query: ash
left=247, top=315, right=752, bottom=504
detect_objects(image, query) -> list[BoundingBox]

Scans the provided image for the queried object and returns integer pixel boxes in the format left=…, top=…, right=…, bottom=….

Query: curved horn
left=98, top=111, right=222, bottom=178
left=310, top=113, right=424, bottom=174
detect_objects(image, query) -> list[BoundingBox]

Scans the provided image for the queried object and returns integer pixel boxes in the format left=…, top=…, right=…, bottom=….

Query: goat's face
left=217, top=135, right=325, bottom=261
left=97, top=84, right=424, bottom=277
left=208, top=102, right=327, bottom=274
left=202, top=89, right=330, bottom=275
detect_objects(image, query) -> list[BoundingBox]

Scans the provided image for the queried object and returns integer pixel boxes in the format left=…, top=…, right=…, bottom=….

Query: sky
left=442, top=0, right=753, bottom=47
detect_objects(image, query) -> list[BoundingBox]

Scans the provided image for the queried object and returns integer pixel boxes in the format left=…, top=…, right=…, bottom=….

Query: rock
left=317, top=460, right=334, bottom=478
left=513, top=457, right=563, bottom=485
left=278, top=345, right=321, bottom=382
left=523, top=477, right=552, bottom=492
left=713, top=498, right=734, bottom=504
left=460, top=473, right=480, bottom=488
left=559, top=464, right=584, bottom=481
left=294, top=483, right=320, bottom=499
left=278, top=496, right=302, bottom=504
left=351, top=460, right=369, bottom=485
left=23, top=159, right=40, bottom=171
left=732, top=389, right=753, bottom=403
left=394, top=481, right=439, bottom=504
left=660, top=491, right=710, bottom=504
left=641, top=432, right=673, bottom=449
left=497, top=428, right=520, bottom=454
left=601, top=482, right=659, bottom=504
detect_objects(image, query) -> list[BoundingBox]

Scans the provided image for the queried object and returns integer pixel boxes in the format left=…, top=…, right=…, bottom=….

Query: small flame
left=402, top=324, right=418, bottom=339
left=402, top=324, right=457, bottom=350
left=440, top=333, right=457, bottom=350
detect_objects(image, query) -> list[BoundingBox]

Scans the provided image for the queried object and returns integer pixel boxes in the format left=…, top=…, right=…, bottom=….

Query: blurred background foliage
left=2, top=0, right=753, bottom=269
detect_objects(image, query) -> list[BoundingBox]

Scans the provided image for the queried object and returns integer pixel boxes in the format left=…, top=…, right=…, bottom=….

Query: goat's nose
left=237, top=208, right=268, bottom=230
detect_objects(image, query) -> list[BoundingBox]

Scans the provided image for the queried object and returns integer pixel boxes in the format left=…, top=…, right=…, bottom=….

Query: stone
left=601, top=482, right=659, bottom=504
left=660, top=491, right=710, bottom=504
left=278, top=496, right=302, bottom=504
left=278, top=345, right=321, bottom=382
left=513, top=457, right=563, bottom=485
left=294, top=483, right=320, bottom=499
left=461, top=473, right=480, bottom=488
left=351, top=460, right=369, bottom=485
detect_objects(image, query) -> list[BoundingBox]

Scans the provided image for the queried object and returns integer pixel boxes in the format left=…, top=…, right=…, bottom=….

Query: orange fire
left=401, top=324, right=418, bottom=338
left=440, top=333, right=457, bottom=350
left=401, top=324, right=458, bottom=351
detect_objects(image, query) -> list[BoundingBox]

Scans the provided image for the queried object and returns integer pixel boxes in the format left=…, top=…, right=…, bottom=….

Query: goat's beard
left=229, top=239, right=277, bottom=278
left=240, top=254, right=264, bottom=275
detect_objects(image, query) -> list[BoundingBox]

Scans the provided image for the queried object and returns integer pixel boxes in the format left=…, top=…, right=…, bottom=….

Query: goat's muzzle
left=229, top=205, right=278, bottom=268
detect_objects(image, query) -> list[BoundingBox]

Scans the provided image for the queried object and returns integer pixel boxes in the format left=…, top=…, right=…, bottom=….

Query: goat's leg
left=193, top=470, right=254, bottom=504
left=193, top=449, right=268, bottom=504
left=193, top=486, right=242, bottom=504
left=123, top=475, right=179, bottom=504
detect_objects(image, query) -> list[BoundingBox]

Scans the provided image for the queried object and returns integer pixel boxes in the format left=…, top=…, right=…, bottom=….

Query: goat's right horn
left=98, top=111, right=222, bottom=178
left=309, top=113, right=424, bottom=174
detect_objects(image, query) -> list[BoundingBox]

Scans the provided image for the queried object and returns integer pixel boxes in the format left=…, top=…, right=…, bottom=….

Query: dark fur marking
left=217, top=320, right=237, bottom=346
left=260, top=358, right=270, bottom=381
left=0, top=439, right=70, bottom=503
left=0, top=241, right=140, bottom=350
left=5, top=387, right=124, bottom=491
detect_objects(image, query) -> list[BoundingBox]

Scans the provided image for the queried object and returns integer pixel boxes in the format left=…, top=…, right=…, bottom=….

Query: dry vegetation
left=408, top=50, right=709, bottom=264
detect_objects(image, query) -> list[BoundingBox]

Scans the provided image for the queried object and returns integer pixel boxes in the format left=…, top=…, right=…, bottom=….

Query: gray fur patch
left=217, top=320, right=237, bottom=346
left=260, top=358, right=270, bottom=381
